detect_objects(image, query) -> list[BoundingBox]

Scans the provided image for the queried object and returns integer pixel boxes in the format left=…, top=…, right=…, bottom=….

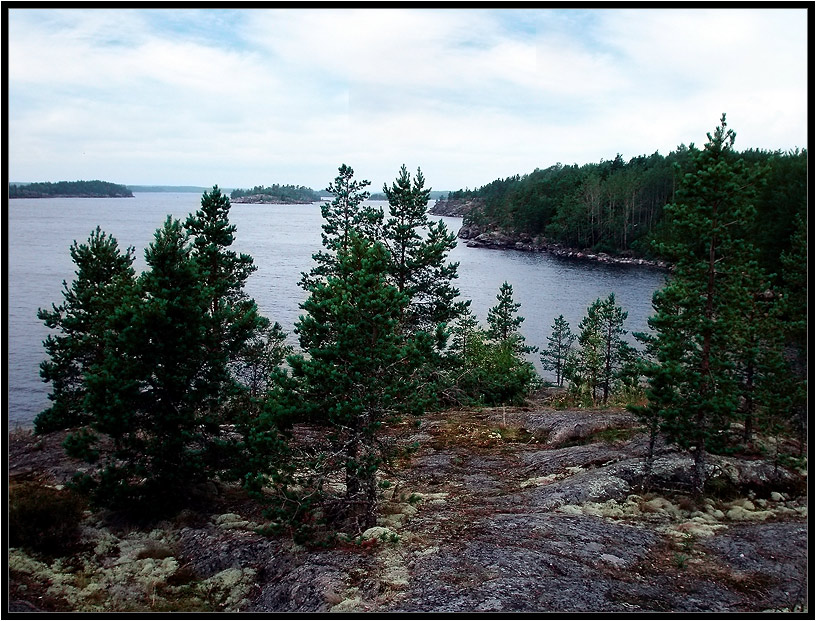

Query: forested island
left=230, top=184, right=322, bottom=203
left=9, top=180, right=133, bottom=198
left=435, top=145, right=806, bottom=278
left=126, top=185, right=212, bottom=193
left=8, top=118, right=808, bottom=613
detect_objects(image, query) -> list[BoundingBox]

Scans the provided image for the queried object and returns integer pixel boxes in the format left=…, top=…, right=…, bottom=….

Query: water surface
left=8, top=193, right=666, bottom=428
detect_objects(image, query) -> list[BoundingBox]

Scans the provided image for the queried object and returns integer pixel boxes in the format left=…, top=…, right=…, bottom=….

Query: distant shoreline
left=10, top=194, right=134, bottom=199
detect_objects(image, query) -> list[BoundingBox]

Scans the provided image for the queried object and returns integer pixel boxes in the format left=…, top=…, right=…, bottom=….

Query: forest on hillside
left=449, top=146, right=807, bottom=278
left=9, top=180, right=133, bottom=198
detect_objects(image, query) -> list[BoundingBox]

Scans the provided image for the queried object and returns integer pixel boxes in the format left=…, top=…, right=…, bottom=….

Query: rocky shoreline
left=230, top=194, right=316, bottom=205
left=430, top=198, right=669, bottom=269
left=429, top=197, right=484, bottom=218
left=456, top=222, right=670, bottom=269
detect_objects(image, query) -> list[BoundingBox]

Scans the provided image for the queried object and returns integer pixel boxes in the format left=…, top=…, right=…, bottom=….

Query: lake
left=7, top=193, right=667, bottom=429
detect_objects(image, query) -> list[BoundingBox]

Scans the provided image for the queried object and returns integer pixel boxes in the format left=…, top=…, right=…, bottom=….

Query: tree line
left=33, top=116, right=806, bottom=538
left=450, top=142, right=806, bottom=279
left=10, top=180, right=133, bottom=198
left=229, top=183, right=322, bottom=202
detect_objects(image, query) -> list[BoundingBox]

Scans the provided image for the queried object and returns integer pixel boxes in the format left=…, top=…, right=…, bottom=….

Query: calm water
left=7, top=193, right=667, bottom=429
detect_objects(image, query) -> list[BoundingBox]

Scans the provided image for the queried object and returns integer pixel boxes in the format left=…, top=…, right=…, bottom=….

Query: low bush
left=9, top=482, right=86, bottom=555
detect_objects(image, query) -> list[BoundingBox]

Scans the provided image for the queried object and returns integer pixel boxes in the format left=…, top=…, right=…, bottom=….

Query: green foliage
left=446, top=304, right=538, bottom=407
left=42, top=192, right=280, bottom=514
left=486, top=281, right=536, bottom=356
left=567, top=294, right=634, bottom=405
left=63, top=427, right=99, bottom=462
left=35, top=227, right=136, bottom=434
left=634, top=114, right=776, bottom=493
left=184, top=186, right=270, bottom=425
left=300, top=164, right=379, bottom=290
left=10, top=180, right=132, bottom=198
left=229, top=183, right=321, bottom=202
left=290, top=234, right=430, bottom=533
left=9, top=482, right=86, bottom=555
left=454, top=144, right=804, bottom=270
left=381, top=164, right=465, bottom=335
left=81, top=217, right=214, bottom=511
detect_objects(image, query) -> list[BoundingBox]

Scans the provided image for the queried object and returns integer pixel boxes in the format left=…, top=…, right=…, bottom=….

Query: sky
left=7, top=7, right=810, bottom=192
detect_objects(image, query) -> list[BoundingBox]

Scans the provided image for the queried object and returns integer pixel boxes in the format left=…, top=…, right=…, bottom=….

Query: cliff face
left=428, top=198, right=484, bottom=217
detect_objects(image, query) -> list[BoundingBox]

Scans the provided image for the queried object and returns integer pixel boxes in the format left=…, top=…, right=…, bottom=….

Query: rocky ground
left=7, top=404, right=809, bottom=613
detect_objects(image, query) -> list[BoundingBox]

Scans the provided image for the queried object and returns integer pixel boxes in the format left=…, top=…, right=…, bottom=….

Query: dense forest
left=230, top=184, right=322, bottom=203
left=9, top=180, right=133, bottom=198
left=20, top=117, right=808, bottom=553
left=449, top=145, right=807, bottom=278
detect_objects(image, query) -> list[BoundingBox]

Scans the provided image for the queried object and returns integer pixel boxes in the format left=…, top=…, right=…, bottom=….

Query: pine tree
left=486, top=281, right=536, bottom=355
left=540, top=315, right=575, bottom=387
left=636, top=114, right=764, bottom=493
left=596, top=293, right=630, bottom=403
left=35, top=228, right=136, bottom=434
left=571, top=301, right=605, bottom=404
left=381, top=165, right=464, bottom=333
left=291, top=234, right=426, bottom=533
left=184, top=186, right=270, bottom=421
left=300, top=164, right=378, bottom=289
left=80, top=217, right=213, bottom=511
left=777, top=213, right=808, bottom=450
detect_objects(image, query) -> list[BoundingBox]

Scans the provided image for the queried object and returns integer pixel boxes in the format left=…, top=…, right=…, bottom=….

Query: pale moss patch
left=520, top=473, right=562, bottom=488
left=556, top=504, right=584, bottom=516
left=329, top=591, right=362, bottom=613
left=361, top=526, right=398, bottom=542
left=659, top=521, right=727, bottom=540
left=214, top=513, right=257, bottom=531
left=408, top=491, right=449, bottom=505
left=199, top=567, right=257, bottom=611
left=725, top=506, right=774, bottom=522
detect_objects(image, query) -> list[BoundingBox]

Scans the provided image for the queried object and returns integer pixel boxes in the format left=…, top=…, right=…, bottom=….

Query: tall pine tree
left=81, top=217, right=212, bottom=510
left=541, top=315, right=576, bottom=387
left=35, top=228, right=136, bottom=434
left=291, top=234, right=427, bottom=533
left=635, top=114, right=764, bottom=493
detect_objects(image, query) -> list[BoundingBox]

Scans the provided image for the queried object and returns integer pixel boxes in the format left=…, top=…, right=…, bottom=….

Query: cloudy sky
left=8, top=7, right=809, bottom=192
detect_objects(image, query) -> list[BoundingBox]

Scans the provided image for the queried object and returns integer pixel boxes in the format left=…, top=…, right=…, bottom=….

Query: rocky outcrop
left=7, top=405, right=808, bottom=614
left=429, top=198, right=484, bottom=217
left=457, top=222, right=670, bottom=269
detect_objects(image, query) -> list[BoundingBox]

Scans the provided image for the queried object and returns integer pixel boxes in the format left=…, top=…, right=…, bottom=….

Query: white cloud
left=7, top=7, right=808, bottom=190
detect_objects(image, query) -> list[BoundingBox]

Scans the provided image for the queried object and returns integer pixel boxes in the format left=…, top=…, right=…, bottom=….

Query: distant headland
left=9, top=180, right=133, bottom=198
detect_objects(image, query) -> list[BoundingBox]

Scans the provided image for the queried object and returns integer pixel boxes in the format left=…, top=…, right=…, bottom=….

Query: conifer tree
left=184, top=186, right=270, bottom=421
left=596, top=293, right=630, bottom=403
left=636, top=114, right=764, bottom=493
left=486, top=281, right=536, bottom=355
left=291, top=234, right=426, bottom=532
left=381, top=164, right=464, bottom=333
left=777, top=213, right=808, bottom=449
left=571, top=302, right=604, bottom=404
left=35, top=228, right=136, bottom=434
left=300, top=164, right=378, bottom=289
left=80, top=217, right=213, bottom=510
left=540, top=315, right=575, bottom=387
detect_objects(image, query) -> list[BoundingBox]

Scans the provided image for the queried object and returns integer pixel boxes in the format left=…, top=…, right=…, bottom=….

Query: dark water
left=7, top=193, right=667, bottom=429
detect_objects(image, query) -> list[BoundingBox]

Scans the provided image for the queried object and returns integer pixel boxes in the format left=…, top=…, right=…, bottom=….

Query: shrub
left=9, top=482, right=86, bottom=555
